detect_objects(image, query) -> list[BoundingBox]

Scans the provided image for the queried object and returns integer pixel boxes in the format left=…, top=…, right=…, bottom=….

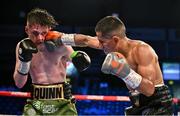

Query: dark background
left=1, top=0, right=180, bottom=84
left=0, top=0, right=180, bottom=115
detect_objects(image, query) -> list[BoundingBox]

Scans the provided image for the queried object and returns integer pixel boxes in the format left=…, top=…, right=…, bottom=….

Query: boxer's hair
left=95, top=16, right=126, bottom=38
left=27, top=8, right=58, bottom=28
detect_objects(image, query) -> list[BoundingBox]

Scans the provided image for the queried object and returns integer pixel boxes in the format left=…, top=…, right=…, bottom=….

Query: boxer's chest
left=31, top=49, right=67, bottom=70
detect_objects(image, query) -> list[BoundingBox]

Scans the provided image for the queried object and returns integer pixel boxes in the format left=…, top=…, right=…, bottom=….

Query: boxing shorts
left=125, top=85, right=173, bottom=115
left=23, top=83, right=77, bottom=115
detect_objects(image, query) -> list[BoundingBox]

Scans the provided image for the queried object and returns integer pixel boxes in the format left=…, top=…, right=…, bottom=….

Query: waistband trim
left=32, top=83, right=64, bottom=100
left=155, top=83, right=164, bottom=87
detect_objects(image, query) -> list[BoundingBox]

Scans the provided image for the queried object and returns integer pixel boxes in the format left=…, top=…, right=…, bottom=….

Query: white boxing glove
left=101, top=52, right=142, bottom=89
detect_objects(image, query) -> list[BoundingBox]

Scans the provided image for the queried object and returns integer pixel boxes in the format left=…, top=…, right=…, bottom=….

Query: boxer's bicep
left=137, top=63, right=156, bottom=83
left=133, top=44, right=157, bottom=96
left=135, top=44, right=156, bottom=82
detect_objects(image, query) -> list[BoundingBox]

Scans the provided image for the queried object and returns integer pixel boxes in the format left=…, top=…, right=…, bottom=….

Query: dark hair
left=27, top=8, right=58, bottom=28
left=95, top=16, right=126, bottom=38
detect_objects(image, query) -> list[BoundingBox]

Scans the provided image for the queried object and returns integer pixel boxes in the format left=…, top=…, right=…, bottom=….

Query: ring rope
left=0, top=91, right=179, bottom=103
left=0, top=91, right=130, bottom=101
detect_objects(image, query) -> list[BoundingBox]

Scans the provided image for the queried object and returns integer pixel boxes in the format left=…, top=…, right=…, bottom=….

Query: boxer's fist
left=45, top=31, right=75, bottom=47
left=101, top=52, right=142, bottom=89
left=45, top=31, right=62, bottom=46
left=45, top=31, right=63, bottom=52
left=101, top=52, right=130, bottom=78
left=18, top=39, right=38, bottom=62
left=45, top=31, right=61, bottom=41
left=71, top=51, right=91, bottom=72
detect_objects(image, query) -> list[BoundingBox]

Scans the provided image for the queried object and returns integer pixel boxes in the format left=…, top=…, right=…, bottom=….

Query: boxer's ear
left=25, top=26, right=28, bottom=34
left=112, top=36, right=119, bottom=43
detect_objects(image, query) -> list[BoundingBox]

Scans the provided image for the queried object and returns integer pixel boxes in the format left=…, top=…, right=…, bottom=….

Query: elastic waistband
left=32, top=83, right=64, bottom=100
left=155, top=83, right=164, bottom=87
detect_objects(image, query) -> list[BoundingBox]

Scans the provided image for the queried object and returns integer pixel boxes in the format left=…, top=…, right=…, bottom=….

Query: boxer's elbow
left=15, top=82, right=24, bottom=89
left=14, top=79, right=24, bottom=88
left=138, top=79, right=155, bottom=97
left=145, top=82, right=155, bottom=97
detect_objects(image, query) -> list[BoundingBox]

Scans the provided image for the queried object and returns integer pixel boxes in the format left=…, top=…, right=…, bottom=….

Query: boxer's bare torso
left=29, top=43, right=74, bottom=84
left=14, top=39, right=74, bottom=87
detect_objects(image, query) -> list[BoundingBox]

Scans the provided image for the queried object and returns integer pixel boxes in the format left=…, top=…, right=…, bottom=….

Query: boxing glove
left=101, top=52, right=142, bottom=89
left=45, top=31, right=75, bottom=50
left=18, top=39, right=38, bottom=75
left=70, top=51, right=91, bottom=72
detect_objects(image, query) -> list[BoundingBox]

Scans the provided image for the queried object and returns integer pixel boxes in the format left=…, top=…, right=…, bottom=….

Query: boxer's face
left=96, top=32, right=117, bottom=54
left=25, top=23, right=51, bottom=46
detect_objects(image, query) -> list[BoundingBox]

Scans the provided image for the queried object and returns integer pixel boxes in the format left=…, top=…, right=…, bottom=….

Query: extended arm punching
left=45, top=31, right=102, bottom=50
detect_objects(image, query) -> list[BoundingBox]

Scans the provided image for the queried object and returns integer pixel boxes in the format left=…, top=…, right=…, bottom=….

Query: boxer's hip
left=126, top=85, right=173, bottom=115
left=129, top=84, right=172, bottom=107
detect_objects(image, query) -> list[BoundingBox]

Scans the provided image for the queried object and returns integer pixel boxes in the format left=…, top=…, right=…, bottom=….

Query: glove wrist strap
left=122, top=69, right=142, bottom=89
left=18, top=60, right=31, bottom=75
left=61, top=34, right=75, bottom=46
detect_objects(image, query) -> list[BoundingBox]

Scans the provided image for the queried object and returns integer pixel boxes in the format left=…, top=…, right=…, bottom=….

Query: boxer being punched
left=46, top=16, right=173, bottom=115
left=13, top=8, right=91, bottom=115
